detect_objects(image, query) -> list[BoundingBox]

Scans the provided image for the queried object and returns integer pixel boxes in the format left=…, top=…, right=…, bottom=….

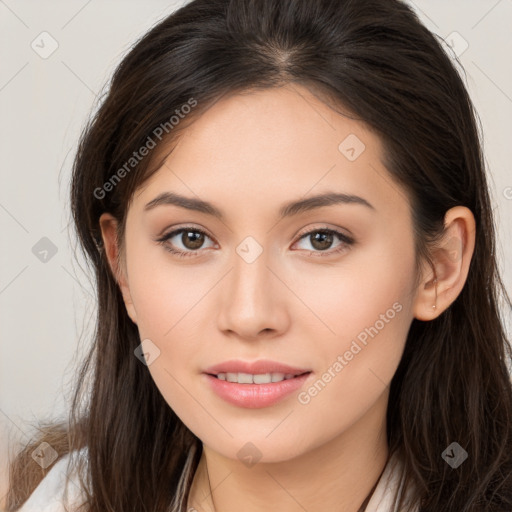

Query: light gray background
left=1, top=0, right=511, bottom=505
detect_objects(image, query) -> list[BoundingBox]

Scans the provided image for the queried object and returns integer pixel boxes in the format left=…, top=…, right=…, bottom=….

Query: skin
left=99, top=83, right=476, bottom=512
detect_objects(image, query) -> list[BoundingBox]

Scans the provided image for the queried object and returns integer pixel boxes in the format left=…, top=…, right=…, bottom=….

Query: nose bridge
left=230, top=234, right=273, bottom=302
left=217, top=233, right=284, bottom=335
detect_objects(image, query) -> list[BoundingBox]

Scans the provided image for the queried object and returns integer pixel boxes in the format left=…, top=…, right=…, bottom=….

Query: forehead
left=131, top=84, right=412, bottom=225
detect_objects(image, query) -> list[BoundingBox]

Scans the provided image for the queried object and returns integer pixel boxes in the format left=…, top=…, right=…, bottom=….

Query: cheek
left=292, top=238, right=415, bottom=345
left=125, top=235, right=210, bottom=339
left=123, top=244, right=215, bottom=406
left=296, top=242, right=415, bottom=402
left=126, top=262, right=210, bottom=426
left=292, top=284, right=411, bottom=448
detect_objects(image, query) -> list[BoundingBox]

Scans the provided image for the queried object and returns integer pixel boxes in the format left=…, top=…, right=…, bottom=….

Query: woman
left=6, top=0, right=512, bottom=511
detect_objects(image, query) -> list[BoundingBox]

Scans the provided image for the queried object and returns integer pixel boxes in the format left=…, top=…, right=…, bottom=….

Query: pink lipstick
left=203, top=359, right=312, bottom=408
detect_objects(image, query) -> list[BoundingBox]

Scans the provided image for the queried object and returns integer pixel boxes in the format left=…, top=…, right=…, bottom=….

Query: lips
left=202, top=359, right=313, bottom=408
left=203, top=359, right=311, bottom=376
left=203, top=372, right=312, bottom=408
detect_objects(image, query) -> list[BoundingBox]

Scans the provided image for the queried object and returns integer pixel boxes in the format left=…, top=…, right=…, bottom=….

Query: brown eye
left=309, top=230, right=334, bottom=251
left=180, top=230, right=205, bottom=250
left=294, top=228, right=354, bottom=257
left=157, top=227, right=215, bottom=258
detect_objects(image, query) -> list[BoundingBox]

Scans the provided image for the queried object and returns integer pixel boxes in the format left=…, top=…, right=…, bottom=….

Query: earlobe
left=413, top=269, right=439, bottom=321
left=98, top=212, right=138, bottom=325
left=413, top=206, right=476, bottom=321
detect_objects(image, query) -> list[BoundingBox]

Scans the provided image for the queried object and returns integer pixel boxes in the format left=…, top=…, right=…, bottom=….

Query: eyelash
left=156, top=225, right=354, bottom=259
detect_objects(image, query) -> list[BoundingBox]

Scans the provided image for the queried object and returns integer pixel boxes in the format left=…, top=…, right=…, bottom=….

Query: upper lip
left=203, top=359, right=311, bottom=376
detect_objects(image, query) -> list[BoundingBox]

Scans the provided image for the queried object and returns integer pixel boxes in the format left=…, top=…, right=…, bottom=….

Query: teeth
left=216, top=372, right=298, bottom=384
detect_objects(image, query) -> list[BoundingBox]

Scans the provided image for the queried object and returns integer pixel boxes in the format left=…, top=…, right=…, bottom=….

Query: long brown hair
left=6, top=0, right=512, bottom=510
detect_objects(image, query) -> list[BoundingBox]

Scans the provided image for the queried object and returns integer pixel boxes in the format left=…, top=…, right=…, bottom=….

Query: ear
left=98, top=212, right=138, bottom=325
left=413, top=206, right=476, bottom=321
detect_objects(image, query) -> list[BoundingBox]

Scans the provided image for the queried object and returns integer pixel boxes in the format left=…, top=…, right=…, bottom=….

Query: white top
left=17, top=448, right=418, bottom=511
left=16, top=449, right=88, bottom=512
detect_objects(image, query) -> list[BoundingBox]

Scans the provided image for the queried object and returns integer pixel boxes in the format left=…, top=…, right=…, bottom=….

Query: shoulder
left=365, top=451, right=419, bottom=512
left=16, top=447, right=89, bottom=512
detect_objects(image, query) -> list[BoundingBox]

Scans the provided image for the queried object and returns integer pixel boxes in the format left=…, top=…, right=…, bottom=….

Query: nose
left=216, top=243, right=290, bottom=341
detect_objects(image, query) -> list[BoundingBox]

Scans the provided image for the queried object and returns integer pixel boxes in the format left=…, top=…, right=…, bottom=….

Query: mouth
left=203, top=371, right=313, bottom=409
left=202, top=359, right=313, bottom=408
left=206, top=371, right=311, bottom=384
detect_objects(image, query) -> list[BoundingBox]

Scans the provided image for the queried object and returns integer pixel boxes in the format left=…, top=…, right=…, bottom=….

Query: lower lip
left=203, top=372, right=312, bottom=408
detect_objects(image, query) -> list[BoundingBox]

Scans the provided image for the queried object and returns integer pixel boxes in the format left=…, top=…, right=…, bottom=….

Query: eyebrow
left=143, top=191, right=375, bottom=220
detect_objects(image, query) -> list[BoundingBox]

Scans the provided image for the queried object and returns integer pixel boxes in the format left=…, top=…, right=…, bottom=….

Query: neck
left=188, top=391, right=390, bottom=512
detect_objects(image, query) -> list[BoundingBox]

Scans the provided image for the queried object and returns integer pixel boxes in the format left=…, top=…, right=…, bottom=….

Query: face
left=102, top=84, right=423, bottom=463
